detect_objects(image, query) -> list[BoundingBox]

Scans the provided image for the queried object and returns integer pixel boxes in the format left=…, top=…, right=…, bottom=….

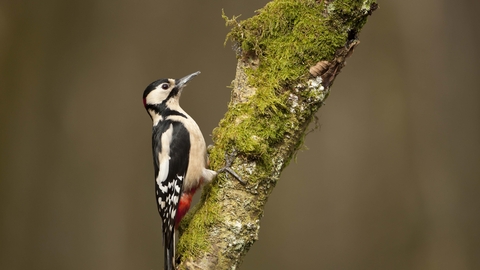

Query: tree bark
left=176, top=0, right=377, bottom=269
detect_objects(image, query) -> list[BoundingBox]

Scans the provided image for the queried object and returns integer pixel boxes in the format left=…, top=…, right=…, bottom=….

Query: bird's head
left=143, top=71, right=200, bottom=117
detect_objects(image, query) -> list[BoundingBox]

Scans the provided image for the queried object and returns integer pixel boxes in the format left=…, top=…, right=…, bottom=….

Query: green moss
left=207, top=0, right=374, bottom=222
left=217, top=0, right=347, bottom=178
left=328, top=0, right=376, bottom=31
left=177, top=184, right=223, bottom=258
left=178, top=0, right=376, bottom=262
left=225, top=0, right=346, bottom=87
left=210, top=95, right=293, bottom=181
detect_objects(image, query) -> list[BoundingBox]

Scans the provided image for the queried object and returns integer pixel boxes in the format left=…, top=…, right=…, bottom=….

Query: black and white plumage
left=143, top=71, right=217, bottom=270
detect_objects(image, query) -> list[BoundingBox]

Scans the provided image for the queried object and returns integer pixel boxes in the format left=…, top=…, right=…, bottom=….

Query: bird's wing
left=153, top=120, right=190, bottom=245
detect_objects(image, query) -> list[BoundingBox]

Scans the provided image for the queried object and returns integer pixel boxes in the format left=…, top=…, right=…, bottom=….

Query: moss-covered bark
left=176, top=0, right=377, bottom=269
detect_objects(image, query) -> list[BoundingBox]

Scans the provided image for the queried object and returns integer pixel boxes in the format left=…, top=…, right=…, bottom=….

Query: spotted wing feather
left=152, top=120, right=190, bottom=253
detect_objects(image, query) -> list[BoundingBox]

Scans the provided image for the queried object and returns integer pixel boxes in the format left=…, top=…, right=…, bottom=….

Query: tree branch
left=177, top=0, right=377, bottom=269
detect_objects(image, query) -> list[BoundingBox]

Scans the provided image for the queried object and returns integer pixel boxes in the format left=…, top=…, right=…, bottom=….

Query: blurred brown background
left=1, top=1, right=479, bottom=269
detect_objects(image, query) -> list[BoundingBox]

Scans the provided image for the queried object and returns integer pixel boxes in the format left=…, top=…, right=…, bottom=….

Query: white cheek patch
left=147, top=84, right=173, bottom=105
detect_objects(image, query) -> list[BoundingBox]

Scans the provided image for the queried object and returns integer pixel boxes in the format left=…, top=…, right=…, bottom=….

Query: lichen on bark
left=176, top=0, right=377, bottom=269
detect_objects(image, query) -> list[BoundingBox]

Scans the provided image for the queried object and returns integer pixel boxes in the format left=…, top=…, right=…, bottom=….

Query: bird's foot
left=217, top=150, right=246, bottom=185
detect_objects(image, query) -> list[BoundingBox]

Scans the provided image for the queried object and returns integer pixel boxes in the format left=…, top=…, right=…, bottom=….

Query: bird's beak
left=176, top=71, right=201, bottom=89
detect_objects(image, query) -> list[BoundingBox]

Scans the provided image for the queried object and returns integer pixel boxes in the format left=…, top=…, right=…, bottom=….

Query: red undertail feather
left=174, top=180, right=204, bottom=228
left=175, top=192, right=193, bottom=228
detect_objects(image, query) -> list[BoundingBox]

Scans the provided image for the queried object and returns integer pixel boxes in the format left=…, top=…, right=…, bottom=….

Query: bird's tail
left=164, top=231, right=175, bottom=270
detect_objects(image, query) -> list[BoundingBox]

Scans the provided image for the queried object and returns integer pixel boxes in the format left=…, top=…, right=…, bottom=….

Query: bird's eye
left=161, top=83, right=169, bottom=90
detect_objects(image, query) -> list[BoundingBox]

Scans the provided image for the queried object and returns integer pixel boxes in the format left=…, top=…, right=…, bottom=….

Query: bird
left=142, top=71, right=243, bottom=270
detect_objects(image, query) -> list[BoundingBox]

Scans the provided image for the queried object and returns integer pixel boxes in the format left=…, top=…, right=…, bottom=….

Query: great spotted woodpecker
left=142, top=71, right=214, bottom=270
left=143, top=71, right=242, bottom=270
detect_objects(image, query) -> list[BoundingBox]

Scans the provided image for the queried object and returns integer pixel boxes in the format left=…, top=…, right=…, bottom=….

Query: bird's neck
left=148, top=100, right=187, bottom=126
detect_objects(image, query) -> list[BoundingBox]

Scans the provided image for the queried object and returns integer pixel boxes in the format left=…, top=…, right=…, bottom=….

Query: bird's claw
left=217, top=150, right=246, bottom=185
